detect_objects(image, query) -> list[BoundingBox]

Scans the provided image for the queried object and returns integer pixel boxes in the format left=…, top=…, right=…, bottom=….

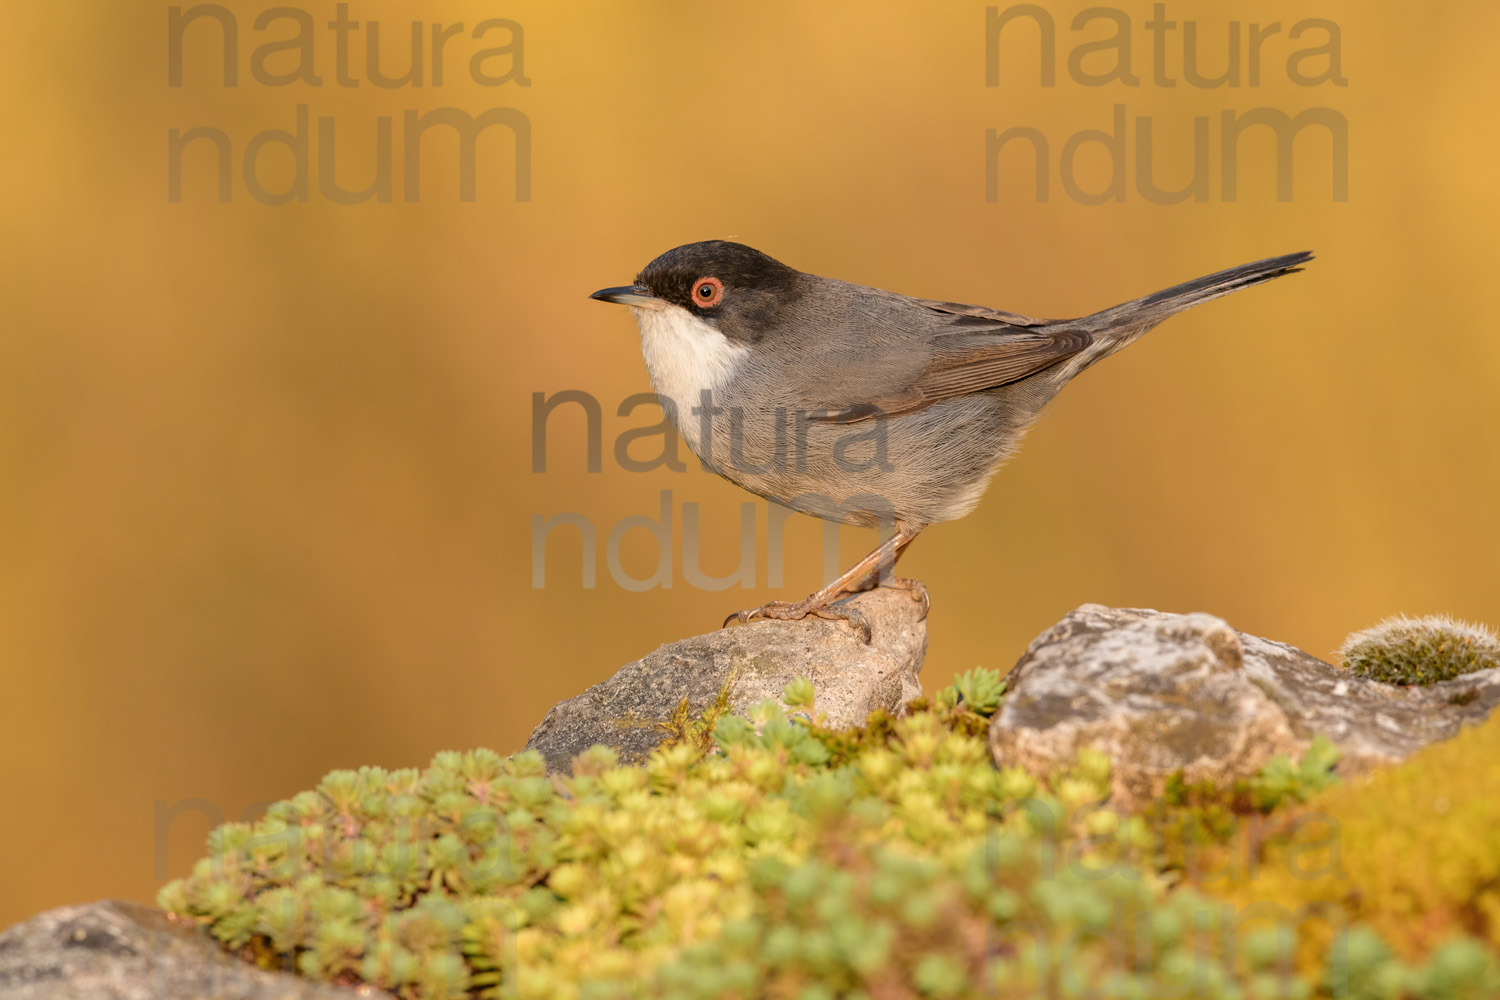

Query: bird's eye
left=692, top=277, right=723, bottom=307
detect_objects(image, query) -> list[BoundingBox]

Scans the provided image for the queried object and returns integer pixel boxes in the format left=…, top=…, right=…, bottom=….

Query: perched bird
left=592, top=242, right=1312, bottom=640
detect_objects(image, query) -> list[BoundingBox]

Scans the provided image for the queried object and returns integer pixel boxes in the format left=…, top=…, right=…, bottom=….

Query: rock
left=990, top=604, right=1500, bottom=809
left=0, top=900, right=379, bottom=1000
left=526, top=588, right=927, bottom=773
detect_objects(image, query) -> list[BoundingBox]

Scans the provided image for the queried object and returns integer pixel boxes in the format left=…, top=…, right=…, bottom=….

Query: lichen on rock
left=990, top=605, right=1500, bottom=808
left=523, top=587, right=927, bottom=775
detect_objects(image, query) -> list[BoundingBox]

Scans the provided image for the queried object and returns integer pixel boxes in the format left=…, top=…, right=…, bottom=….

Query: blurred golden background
left=2, top=1, right=1497, bottom=930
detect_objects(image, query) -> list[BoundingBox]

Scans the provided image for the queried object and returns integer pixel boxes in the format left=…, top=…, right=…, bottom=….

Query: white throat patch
left=632, top=304, right=749, bottom=450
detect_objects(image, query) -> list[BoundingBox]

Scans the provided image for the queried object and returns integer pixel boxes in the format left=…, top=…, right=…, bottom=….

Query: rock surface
left=526, top=588, right=927, bottom=773
left=990, top=604, right=1500, bottom=809
left=0, top=901, right=379, bottom=1000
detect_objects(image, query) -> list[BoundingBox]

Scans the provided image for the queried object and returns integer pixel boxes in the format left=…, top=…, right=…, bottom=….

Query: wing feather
left=810, top=327, right=1092, bottom=423
left=911, top=296, right=1049, bottom=327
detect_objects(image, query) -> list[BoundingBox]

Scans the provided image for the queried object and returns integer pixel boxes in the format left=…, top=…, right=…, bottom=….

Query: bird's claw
left=843, top=574, right=931, bottom=621
left=882, top=577, right=930, bottom=621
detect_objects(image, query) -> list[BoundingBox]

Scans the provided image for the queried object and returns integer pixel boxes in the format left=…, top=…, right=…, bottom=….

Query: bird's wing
left=807, top=325, right=1093, bottom=424
left=909, top=297, right=1049, bottom=328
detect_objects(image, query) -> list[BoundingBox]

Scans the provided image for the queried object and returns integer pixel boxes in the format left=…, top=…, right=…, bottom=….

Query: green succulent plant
left=157, top=669, right=1498, bottom=999
left=1338, top=614, right=1500, bottom=686
left=935, top=668, right=1006, bottom=717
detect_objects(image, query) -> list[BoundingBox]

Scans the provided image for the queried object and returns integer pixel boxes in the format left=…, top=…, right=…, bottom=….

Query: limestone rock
left=990, top=604, right=1500, bottom=809
left=0, top=900, right=379, bottom=1000
left=526, top=588, right=927, bottom=773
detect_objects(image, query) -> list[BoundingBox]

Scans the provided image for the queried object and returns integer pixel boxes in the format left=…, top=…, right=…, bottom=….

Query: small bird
left=591, top=242, right=1312, bottom=641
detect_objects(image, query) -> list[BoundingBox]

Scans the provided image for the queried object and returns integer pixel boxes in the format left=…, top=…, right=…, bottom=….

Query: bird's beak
left=590, top=284, right=661, bottom=308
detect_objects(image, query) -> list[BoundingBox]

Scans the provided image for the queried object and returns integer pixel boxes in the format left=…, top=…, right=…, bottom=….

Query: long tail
left=1089, top=250, right=1314, bottom=329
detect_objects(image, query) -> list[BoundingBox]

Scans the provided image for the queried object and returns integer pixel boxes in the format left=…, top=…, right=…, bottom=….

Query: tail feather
left=1092, top=250, right=1314, bottom=327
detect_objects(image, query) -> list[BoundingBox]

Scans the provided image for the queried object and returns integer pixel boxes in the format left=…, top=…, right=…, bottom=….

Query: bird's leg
left=849, top=531, right=917, bottom=589
left=723, top=521, right=926, bottom=643
left=847, top=530, right=929, bottom=620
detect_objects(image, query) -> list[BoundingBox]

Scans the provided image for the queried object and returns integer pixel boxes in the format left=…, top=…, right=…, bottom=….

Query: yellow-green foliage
left=1133, top=735, right=1342, bottom=880
left=1217, top=713, right=1500, bottom=981
left=158, top=674, right=1499, bottom=999
left=1339, top=615, right=1500, bottom=686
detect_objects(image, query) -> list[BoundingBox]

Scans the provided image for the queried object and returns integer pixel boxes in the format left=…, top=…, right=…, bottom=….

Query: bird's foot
left=723, top=596, right=873, bottom=644
left=846, top=573, right=931, bottom=621
left=879, top=576, right=930, bottom=621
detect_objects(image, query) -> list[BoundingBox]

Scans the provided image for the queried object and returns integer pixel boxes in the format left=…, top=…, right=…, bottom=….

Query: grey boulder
left=526, top=588, right=927, bottom=773
left=0, top=901, right=380, bottom=1000
left=990, top=604, right=1500, bottom=808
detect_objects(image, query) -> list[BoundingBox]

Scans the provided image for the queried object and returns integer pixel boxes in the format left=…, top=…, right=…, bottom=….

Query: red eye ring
left=691, top=277, right=723, bottom=308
